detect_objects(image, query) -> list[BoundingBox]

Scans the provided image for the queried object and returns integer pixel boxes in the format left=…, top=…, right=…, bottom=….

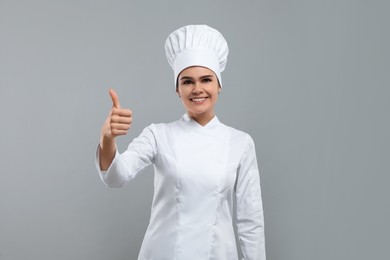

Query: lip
left=190, top=96, right=208, bottom=99
left=190, top=97, right=209, bottom=104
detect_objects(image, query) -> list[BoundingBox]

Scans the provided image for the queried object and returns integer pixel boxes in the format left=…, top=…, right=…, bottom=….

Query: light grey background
left=1, top=0, right=389, bottom=259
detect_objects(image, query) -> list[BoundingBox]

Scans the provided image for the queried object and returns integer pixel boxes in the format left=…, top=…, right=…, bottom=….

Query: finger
left=111, top=115, right=133, bottom=124
left=112, top=108, right=132, bottom=117
left=109, top=88, right=121, bottom=109
left=111, top=123, right=131, bottom=131
left=111, top=128, right=129, bottom=136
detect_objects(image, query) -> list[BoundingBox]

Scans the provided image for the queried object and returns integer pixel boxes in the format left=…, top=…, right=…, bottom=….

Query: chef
left=96, top=24, right=266, bottom=260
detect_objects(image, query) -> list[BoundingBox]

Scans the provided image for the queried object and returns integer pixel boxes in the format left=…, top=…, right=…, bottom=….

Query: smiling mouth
left=190, top=97, right=208, bottom=102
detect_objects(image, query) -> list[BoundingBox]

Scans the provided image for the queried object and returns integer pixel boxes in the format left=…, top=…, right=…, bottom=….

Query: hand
left=101, top=88, right=133, bottom=140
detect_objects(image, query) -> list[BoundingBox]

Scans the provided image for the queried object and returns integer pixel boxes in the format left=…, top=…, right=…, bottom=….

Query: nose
left=192, top=82, right=203, bottom=94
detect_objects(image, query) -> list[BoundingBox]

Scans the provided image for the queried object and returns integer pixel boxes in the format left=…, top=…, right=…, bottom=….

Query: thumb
left=109, top=88, right=121, bottom=109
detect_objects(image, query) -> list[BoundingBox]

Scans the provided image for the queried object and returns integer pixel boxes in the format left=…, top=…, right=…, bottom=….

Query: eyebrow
left=179, top=75, right=215, bottom=81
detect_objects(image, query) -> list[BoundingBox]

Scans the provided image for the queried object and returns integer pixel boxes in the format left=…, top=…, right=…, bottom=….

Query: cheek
left=178, top=88, right=192, bottom=99
left=212, top=88, right=220, bottom=100
left=177, top=89, right=185, bottom=99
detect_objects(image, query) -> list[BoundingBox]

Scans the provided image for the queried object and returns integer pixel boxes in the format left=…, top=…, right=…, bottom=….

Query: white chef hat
left=165, top=24, right=229, bottom=89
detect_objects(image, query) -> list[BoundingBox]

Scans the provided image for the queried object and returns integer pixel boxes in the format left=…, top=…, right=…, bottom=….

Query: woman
left=96, top=25, right=266, bottom=260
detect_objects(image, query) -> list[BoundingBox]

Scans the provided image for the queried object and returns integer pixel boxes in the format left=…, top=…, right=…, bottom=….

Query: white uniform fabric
left=96, top=114, right=266, bottom=260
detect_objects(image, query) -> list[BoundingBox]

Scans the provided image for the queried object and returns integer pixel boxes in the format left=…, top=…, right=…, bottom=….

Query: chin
left=191, top=109, right=213, bottom=117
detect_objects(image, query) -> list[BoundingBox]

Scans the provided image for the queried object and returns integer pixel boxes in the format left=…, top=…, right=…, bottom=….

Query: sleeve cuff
left=95, top=144, right=125, bottom=187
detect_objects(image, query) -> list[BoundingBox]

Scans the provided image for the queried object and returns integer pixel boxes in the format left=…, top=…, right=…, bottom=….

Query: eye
left=202, top=78, right=212, bottom=83
left=182, top=79, right=193, bottom=85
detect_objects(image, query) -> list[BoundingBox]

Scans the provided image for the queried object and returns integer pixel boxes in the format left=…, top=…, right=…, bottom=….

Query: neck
left=188, top=112, right=215, bottom=126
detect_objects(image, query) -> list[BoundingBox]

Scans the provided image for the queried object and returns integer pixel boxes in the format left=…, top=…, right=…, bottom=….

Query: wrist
left=100, top=134, right=115, bottom=150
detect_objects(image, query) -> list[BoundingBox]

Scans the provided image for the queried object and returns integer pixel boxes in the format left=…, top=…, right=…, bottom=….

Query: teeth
left=192, top=98, right=206, bottom=102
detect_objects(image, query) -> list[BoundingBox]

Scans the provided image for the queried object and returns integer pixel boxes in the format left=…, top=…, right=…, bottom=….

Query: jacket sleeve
left=95, top=124, right=157, bottom=188
left=235, top=135, right=266, bottom=260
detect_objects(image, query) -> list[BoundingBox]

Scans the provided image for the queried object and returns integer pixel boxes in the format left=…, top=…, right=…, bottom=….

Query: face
left=177, top=66, right=221, bottom=125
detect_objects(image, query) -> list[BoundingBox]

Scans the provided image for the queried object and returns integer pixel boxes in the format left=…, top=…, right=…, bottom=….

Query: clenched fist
left=101, top=89, right=133, bottom=140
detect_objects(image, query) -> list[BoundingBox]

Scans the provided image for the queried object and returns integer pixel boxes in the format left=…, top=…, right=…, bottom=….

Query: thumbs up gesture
left=101, top=89, right=133, bottom=140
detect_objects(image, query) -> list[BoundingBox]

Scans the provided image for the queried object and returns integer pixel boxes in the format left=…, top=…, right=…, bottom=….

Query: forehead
left=179, top=66, right=216, bottom=79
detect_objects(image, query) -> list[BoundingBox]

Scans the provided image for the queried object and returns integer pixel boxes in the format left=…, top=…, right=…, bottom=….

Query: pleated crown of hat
left=165, top=25, right=229, bottom=89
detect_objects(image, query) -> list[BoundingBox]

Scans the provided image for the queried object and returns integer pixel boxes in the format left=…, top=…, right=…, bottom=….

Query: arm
left=95, top=125, right=157, bottom=188
left=95, top=88, right=135, bottom=188
left=98, top=88, right=132, bottom=171
left=235, top=135, right=266, bottom=260
left=99, top=135, right=117, bottom=171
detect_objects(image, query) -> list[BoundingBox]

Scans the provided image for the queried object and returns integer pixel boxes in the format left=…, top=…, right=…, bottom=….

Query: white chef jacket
left=95, top=113, right=266, bottom=260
